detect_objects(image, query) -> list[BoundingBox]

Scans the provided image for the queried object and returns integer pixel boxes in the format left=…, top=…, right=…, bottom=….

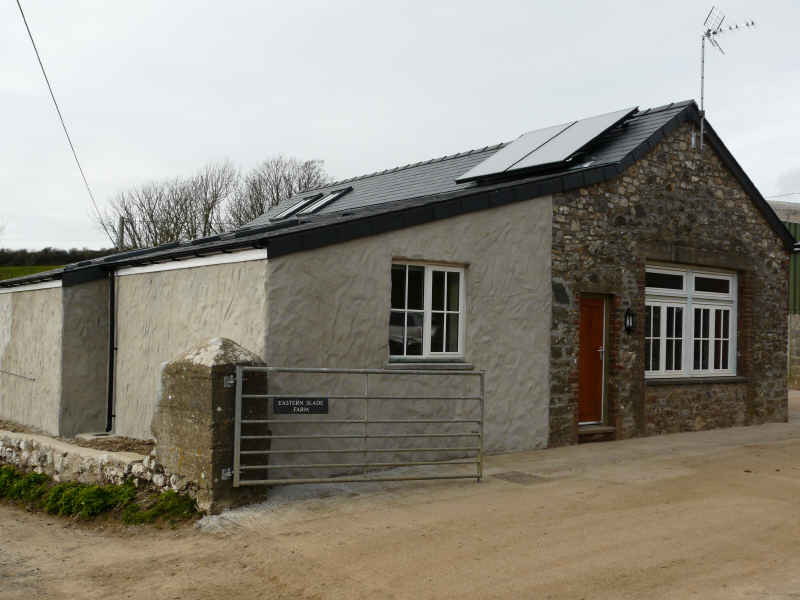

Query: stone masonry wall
left=645, top=381, right=748, bottom=434
left=550, top=121, right=790, bottom=446
left=0, top=429, right=192, bottom=494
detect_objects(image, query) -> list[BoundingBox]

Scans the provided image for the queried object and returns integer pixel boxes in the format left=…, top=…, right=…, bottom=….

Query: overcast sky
left=2, top=0, right=800, bottom=249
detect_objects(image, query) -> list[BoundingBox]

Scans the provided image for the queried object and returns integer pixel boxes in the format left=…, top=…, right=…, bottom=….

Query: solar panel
left=456, top=106, right=637, bottom=183
left=455, top=121, right=574, bottom=182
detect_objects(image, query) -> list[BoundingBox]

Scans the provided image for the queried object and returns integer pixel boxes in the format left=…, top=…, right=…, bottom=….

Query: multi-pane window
left=712, top=308, right=731, bottom=370
left=644, top=305, right=660, bottom=372
left=693, top=307, right=711, bottom=370
left=389, top=263, right=465, bottom=359
left=645, top=304, right=683, bottom=374
left=645, top=265, right=736, bottom=378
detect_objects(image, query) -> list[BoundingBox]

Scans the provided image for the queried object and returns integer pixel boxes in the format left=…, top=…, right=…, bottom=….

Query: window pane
left=645, top=306, right=652, bottom=336
left=652, top=335, right=660, bottom=370
left=391, top=265, right=406, bottom=309
left=432, top=271, right=445, bottom=311
left=722, top=311, right=729, bottom=338
left=721, top=341, right=729, bottom=369
left=667, top=307, right=674, bottom=336
left=694, top=340, right=700, bottom=370
left=694, top=309, right=700, bottom=339
left=445, top=314, right=459, bottom=352
left=446, top=272, right=460, bottom=311
left=702, top=309, right=709, bottom=338
left=666, top=340, right=673, bottom=370
left=652, top=305, right=661, bottom=337
left=389, top=311, right=404, bottom=356
left=646, top=272, right=683, bottom=290
left=675, top=339, right=682, bottom=370
left=695, top=276, right=730, bottom=294
left=714, top=340, right=721, bottom=369
left=701, top=340, right=709, bottom=370
left=675, top=307, right=682, bottom=337
left=714, top=310, right=721, bottom=339
left=645, top=339, right=651, bottom=371
left=406, top=312, right=423, bottom=355
left=407, top=267, right=424, bottom=310
left=431, top=312, right=444, bottom=352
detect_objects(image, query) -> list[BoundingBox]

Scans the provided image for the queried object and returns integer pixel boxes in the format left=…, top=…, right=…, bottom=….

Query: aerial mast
left=699, top=7, right=756, bottom=151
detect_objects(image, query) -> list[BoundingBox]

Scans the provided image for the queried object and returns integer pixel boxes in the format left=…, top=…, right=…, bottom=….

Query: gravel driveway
left=2, top=394, right=800, bottom=599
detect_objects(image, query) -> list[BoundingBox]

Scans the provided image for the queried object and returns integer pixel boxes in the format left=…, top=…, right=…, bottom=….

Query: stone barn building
left=766, top=200, right=800, bottom=390
left=0, top=99, right=793, bottom=453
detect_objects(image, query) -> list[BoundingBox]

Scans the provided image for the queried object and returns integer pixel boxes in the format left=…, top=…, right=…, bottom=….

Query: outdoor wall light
left=624, top=308, right=635, bottom=334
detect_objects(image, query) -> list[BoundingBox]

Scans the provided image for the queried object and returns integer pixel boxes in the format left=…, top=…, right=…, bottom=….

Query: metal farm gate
left=232, top=367, right=485, bottom=487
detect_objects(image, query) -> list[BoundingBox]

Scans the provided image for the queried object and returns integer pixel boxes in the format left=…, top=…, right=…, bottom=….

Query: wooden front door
left=578, top=296, right=606, bottom=423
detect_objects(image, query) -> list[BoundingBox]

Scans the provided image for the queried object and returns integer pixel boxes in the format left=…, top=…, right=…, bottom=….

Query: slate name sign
left=273, top=398, right=329, bottom=414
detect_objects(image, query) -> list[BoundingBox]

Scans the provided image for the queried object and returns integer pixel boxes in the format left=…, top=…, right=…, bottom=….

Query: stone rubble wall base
left=0, top=430, right=194, bottom=497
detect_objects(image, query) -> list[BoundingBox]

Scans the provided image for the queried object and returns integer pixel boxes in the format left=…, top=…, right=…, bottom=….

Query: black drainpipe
left=106, top=270, right=116, bottom=432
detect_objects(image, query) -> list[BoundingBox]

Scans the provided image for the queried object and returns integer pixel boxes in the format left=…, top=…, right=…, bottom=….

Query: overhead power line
left=15, top=0, right=102, bottom=223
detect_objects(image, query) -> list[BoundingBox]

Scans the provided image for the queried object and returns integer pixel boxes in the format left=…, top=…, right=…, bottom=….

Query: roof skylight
left=270, top=187, right=353, bottom=221
left=271, top=194, right=323, bottom=220
left=296, top=188, right=350, bottom=215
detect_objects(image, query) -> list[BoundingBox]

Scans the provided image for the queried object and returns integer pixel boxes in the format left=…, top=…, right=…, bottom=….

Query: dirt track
left=3, top=396, right=800, bottom=599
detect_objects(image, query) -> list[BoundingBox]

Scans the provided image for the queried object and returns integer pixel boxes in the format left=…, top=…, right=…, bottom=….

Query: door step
left=578, top=424, right=616, bottom=444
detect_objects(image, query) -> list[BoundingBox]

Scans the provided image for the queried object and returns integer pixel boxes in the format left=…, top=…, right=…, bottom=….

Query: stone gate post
left=151, top=337, right=266, bottom=513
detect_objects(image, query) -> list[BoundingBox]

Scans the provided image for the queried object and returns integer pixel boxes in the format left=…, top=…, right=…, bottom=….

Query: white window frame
left=645, top=264, right=737, bottom=379
left=644, top=301, right=687, bottom=378
left=389, top=262, right=466, bottom=360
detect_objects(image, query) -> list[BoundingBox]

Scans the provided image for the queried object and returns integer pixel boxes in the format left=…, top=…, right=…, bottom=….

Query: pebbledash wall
left=549, top=121, right=789, bottom=446
left=0, top=284, right=63, bottom=435
left=113, top=198, right=552, bottom=452
left=264, top=197, right=553, bottom=454
left=113, top=256, right=268, bottom=440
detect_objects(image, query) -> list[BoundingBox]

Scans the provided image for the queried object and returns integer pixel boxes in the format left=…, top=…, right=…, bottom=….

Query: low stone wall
left=644, top=381, right=748, bottom=435
left=0, top=430, right=192, bottom=495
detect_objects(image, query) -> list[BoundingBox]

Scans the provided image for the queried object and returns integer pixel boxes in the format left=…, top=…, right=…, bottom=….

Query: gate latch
left=223, top=374, right=236, bottom=388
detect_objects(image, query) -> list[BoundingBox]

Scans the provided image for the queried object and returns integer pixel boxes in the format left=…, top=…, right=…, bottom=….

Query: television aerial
left=699, top=7, right=756, bottom=150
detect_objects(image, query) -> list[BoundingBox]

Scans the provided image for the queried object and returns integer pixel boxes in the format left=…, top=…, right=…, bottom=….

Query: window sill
left=646, top=375, right=748, bottom=386
left=384, top=361, right=474, bottom=371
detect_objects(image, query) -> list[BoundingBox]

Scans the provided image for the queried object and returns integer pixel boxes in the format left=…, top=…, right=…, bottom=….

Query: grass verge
left=0, top=465, right=198, bottom=525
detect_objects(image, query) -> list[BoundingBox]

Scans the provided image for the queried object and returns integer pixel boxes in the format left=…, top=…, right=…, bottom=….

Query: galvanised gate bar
left=233, top=367, right=485, bottom=487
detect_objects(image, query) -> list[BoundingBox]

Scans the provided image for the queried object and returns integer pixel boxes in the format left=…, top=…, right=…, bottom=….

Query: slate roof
left=248, top=101, right=691, bottom=226
left=1, top=99, right=794, bottom=289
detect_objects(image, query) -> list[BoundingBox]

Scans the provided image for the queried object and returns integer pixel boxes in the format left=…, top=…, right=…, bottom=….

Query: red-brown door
left=578, top=296, right=605, bottom=423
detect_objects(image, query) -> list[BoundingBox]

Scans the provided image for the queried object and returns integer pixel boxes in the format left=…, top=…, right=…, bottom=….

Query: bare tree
left=99, top=161, right=241, bottom=249
left=224, top=156, right=330, bottom=229
left=100, top=180, right=180, bottom=249
left=98, top=157, right=330, bottom=250
left=182, top=160, right=240, bottom=239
